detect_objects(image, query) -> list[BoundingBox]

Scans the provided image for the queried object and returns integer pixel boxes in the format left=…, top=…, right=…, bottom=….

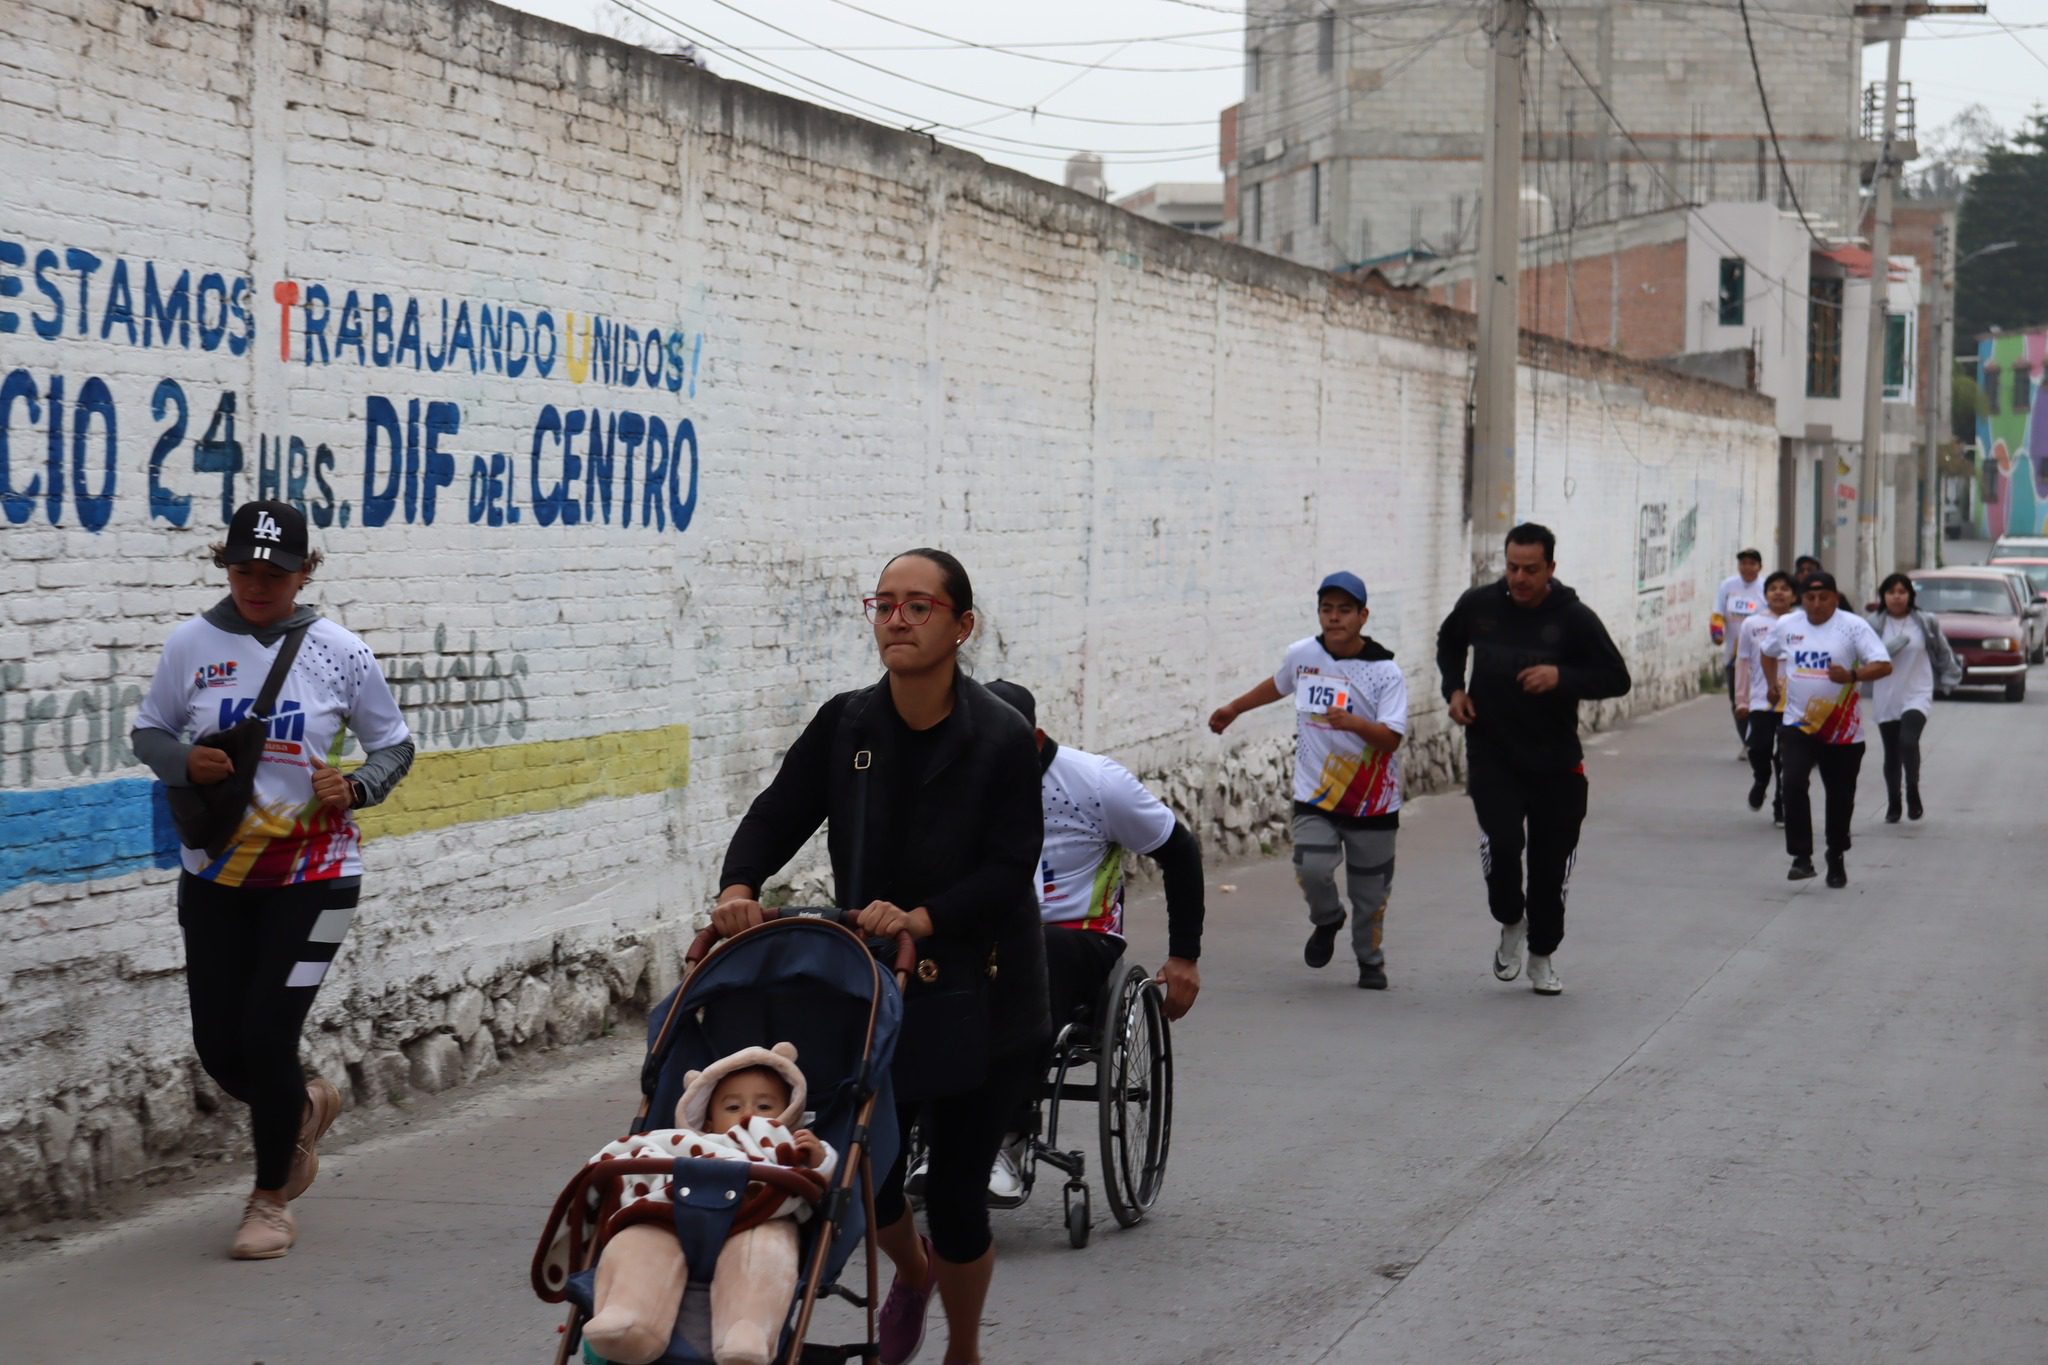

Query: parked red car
left=1912, top=569, right=2031, bottom=702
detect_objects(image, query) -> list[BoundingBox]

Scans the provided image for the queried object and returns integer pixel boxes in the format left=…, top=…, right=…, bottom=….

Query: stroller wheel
left=1063, top=1180, right=1091, bottom=1250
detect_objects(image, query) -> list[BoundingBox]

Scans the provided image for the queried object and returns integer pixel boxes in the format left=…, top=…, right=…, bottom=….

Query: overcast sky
left=492, top=0, right=2048, bottom=197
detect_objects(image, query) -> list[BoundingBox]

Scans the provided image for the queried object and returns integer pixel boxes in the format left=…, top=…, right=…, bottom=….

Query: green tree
left=1956, top=112, right=2048, bottom=347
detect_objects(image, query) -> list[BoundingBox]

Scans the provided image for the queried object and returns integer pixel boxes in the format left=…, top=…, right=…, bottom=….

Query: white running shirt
left=1036, top=744, right=1178, bottom=937
left=137, top=615, right=410, bottom=886
left=1763, top=610, right=1890, bottom=744
left=1870, top=611, right=1934, bottom=723
left=1273, top=636, right=1408, bottom=818
left=1715, top=574, right=1767, bottom=661
left=1735, top=610, right=1786, bottom=713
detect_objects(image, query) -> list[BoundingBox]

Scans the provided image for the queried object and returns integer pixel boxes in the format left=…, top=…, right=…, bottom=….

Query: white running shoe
left=1493, top=919, right=1526, bottom=981
left=986, top=1141, right=1025, bottom=1204
left=1528, top=954, right=1562, bottom=995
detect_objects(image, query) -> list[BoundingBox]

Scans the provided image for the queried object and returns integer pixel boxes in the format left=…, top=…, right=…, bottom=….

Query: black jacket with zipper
left=1435, top=579, right=1634, bottom=774
left=719, top=671, right=1051, bottom=1059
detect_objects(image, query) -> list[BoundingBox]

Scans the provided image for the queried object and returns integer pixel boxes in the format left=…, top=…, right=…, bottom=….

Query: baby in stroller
left=545, top=1042, right=837, bottom=1365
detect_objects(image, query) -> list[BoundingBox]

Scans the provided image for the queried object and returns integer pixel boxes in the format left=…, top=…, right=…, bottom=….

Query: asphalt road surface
left=5, top=688, right=2044, bottom=1363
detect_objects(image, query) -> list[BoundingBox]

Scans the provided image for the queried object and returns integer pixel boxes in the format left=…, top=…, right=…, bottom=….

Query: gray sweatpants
left=1291, top=809, right=1397, bottom=967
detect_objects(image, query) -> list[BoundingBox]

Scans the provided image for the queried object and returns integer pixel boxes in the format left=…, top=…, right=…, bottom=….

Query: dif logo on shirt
left=193, top=661, right=240, bottom=689
left=218, top=697, right=307, bottom=742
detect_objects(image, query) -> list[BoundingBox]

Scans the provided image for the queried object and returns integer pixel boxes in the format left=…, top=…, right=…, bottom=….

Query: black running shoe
left=1825, top=855, right=1848, bottom=889
left=1304, top=918, right=1342, bottom=968
left=1907, top=791, right=1923, bottom=822
left=1885, top=800, right=1902, bottom=824
left=1788, top=856, right=1817, bottom=880
left=1747, top=777, right=1769, bottom=811
left=1356, top=961, right=1388, bottom=990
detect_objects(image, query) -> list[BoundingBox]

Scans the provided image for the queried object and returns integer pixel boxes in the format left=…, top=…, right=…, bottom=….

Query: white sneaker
left=1493, top=920, right=1526, bottom=981
left=986, top=1142, right=1025, bottom=1204
left=1528, top=954, right=1562, bottom=995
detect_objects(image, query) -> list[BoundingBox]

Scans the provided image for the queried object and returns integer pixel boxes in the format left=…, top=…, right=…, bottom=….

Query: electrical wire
left=688, top=0, right=1222, bottom=127
left=1738, top=0, right=1828, bottom=247
left=610, top=0, right=1221, bottom=163
left=1989, top=12, right=2048, bottom=76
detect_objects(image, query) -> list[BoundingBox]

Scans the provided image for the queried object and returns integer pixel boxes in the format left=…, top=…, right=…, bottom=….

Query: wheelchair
left=1000, top=950, right=1175, bottom=1248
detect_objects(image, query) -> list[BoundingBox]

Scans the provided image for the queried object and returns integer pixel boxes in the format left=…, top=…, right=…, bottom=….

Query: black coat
left=1435, top=579, right=1634, bottom=773
left=719, top=671, right=1051, bottom=1058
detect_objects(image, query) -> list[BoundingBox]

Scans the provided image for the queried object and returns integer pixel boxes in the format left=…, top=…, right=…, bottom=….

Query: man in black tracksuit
left=1435, top=523, right=1632, bottom=996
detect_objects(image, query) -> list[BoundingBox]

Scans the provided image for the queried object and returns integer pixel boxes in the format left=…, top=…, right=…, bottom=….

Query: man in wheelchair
left=985, top=681, right=1205, bottom=1204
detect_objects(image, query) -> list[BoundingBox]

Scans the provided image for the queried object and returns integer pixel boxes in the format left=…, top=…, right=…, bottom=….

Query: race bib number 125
left=1295, top=675, right=1349, bottom=716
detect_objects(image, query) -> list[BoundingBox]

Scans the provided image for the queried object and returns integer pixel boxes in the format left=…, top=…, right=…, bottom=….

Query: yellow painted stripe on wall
left=356, top=724, right=689, bottom=840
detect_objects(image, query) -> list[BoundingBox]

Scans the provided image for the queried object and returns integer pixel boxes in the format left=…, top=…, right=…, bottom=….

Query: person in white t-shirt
left=1713, top=549, right=1767, bottom=751
left=984, top=680, right=1205, bottom=1203
left=1761, top=571, right=1892, bottom=888
left=1209, top=571, right=1407, bottom=990
left=131, top=501, right=413, bottom=1261
left=1867, top=572, right=1961, bottom=823
left=1734, top=571, right=1798, bottom=824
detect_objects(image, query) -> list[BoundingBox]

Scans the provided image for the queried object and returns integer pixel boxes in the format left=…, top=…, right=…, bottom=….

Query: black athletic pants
left=178, top=873, right=360, bottom=1191
left=1778, top=731, right=1865, bottom=860
left=1878, top=710, right=1928, bottom=809
left=1745, top=711, right=1783, bottom=819
left=875, top=1051, right=1038, bottom=1264
left=1724, top=660, right=1745, bottom=742
left=1466, top=747, right=1588, bottom=959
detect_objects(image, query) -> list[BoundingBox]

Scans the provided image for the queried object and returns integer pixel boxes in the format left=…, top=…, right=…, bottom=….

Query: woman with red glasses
left=712, top=548, right=1047, bottom=1365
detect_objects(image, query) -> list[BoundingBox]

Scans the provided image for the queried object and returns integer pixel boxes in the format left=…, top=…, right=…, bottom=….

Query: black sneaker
left=1747, top=777, right=1769, bottom=811
left=1788, top=856, right=1817, bottom=880
left=1885, top=800, right=1902, bottom=824
left=1356, top=961, right=1388, bottom=990
left=1304, top=918, right=1343, bottom=969
left=1907, top=791, right=1924, bottom=822
left=1825, top=855, right=1848, bottom=889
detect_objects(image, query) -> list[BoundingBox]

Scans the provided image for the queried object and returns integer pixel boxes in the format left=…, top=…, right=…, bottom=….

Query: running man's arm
left=1555, top=605, right=1633, bottom=700
left=1434, top=592, right=1473, bottom=701
left=1208, top=677, right=1284, bottom=733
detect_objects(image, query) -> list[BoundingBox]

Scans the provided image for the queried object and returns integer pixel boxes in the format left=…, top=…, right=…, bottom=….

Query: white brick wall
left=0, top=0, right=1777, bottom=1218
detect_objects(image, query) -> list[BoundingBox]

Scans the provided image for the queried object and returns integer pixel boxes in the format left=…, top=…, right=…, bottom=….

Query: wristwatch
left=347, top=776, right=369, bottom=809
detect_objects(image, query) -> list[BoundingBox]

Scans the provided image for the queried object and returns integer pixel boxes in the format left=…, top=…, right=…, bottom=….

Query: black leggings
left=178, top=873, right=360, bottom=1191
left=875, top=1052, right=1037, bottom=1264
left=1878, top=710, right=1928, bottom=805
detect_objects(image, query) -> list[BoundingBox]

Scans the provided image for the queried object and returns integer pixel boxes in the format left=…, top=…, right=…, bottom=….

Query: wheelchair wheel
left=1096, top=963, right=1172, bottom=1228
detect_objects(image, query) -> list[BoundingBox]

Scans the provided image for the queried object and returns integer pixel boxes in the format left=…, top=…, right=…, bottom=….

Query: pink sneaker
left=877, top=1234, right=934, bottom=1365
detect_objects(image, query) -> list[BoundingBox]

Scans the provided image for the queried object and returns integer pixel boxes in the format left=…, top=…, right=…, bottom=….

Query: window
left=1250, top=182, right=1264, bottom=241
left=1883, top=312, right=1913, bottom=401
left=1311, top=163, right=1322, bottom=226
left=1317, top=11, right=1336, bottom=73
left=1984, top=364, right=2002, bottom=415
left=1249, top=45, right=1263, bottom=92
left=1718, top=257, right=1746, bottom=327
left=1806, top=276, right=1843, bottom=399
left=2013, top=364, right=2033, bottom=417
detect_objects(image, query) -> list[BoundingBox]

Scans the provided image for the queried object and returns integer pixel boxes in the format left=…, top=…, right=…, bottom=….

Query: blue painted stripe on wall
left=0, top=779, right=182, bottom=893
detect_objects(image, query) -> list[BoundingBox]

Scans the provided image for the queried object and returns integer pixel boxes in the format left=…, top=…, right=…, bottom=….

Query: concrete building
left=1114, top=181, right=1226, bottom=236
left=1419, top=200, right=1926, bottom=577
left=1233, top=0, right=1864, bottom=272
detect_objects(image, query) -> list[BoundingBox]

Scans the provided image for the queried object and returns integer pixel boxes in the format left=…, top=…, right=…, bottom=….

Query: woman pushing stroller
left=712, top=547, right=1049, bottom=1365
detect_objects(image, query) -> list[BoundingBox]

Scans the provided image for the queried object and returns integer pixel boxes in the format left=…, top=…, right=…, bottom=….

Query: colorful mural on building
left=1974, top=331, right=2048, bottom=539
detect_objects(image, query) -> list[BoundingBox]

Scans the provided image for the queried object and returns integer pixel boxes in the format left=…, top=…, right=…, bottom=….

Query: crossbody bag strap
left=253, top=623, right=310, bottom=721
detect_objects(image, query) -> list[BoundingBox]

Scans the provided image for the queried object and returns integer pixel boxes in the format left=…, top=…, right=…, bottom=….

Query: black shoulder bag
left=164, top=624, right=310, bottom=859
left=838, top=700, right=992, bottom=1104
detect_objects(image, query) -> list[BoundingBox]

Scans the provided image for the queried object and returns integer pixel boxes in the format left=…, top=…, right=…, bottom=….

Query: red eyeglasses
left=862, top=594, right=955, bottom=626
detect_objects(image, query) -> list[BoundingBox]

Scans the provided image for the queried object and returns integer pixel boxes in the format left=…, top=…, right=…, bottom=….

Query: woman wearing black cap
left=712, top=547, right=1046, bottom=1365
left=131, top=501, right=414, bottom=1259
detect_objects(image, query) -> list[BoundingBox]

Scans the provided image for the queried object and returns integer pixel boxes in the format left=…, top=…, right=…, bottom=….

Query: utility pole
left=1470, top=0, right=1529, bottom=585
left=1855, top=0, right=1905, bottom=605
left=1920, top=221, right=1947, bottom=569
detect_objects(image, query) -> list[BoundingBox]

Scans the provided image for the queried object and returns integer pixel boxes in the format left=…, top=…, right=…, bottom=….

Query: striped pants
left=178, top=872, right=359, bottom=1191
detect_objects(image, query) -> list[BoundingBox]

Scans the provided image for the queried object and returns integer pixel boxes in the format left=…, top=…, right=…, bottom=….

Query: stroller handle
left=687, top=905, right=917, bottom=977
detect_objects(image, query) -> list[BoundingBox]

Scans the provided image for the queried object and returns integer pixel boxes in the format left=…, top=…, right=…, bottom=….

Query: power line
left=1738, top=0, right=1827, bottom=247
left=1989, top=12, right=2048, bottom=75
left=689, top=0, right=1221, bottom=127
left=609, top=0, right=1221, bottom=165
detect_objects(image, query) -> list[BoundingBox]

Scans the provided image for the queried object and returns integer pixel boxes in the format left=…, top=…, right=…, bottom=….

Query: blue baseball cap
left=1317, top=571, right=1368, bottom=606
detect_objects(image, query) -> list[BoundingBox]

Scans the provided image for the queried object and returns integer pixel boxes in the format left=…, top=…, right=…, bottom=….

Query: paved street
left=6, top=688, right=2046, bottom=1363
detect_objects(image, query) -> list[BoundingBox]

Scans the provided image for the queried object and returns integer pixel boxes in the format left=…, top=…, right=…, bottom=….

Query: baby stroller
left=533, top=909, right=912, bottom=1365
